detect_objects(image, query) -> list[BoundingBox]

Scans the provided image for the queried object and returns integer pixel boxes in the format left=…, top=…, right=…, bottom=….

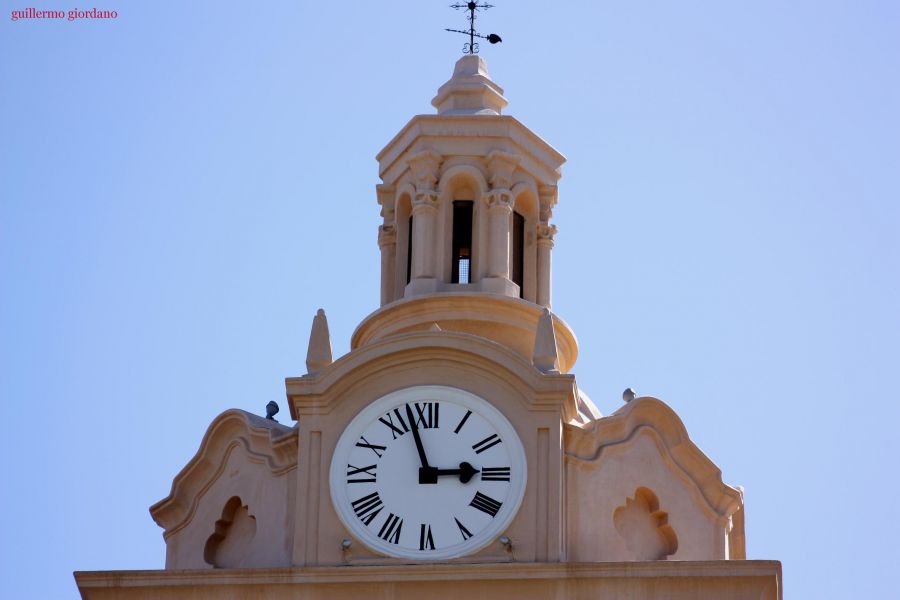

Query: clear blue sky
left=2, top=1, right=898, bottom=598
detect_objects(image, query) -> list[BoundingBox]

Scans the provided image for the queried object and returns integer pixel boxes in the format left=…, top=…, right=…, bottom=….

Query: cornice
left=376, top=115, right=566, bottom=188
left=75, top=560, right=782, bottom=588
left=564, top=397, right=743, bottom=522
left=286, top=329, right=578, bottom=421
left=149, top=410, right=297, bottom=538
left=350, top=293, right=578, bottom=373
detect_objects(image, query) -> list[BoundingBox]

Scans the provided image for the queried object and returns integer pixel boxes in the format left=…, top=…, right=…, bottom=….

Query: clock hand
left=434, top=461, right=480, bottom=484
left=405, top=403, right=430, bottom=468
left=405, top=404, right=438, bottom=484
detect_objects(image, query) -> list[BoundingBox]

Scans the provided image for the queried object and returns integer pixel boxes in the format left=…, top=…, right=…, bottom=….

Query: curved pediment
left=565, top=397, right=741, bottom=522
left=288, top=328, right=581, bottom=422
left=150, top=410, right=297, bottom=538
left=287, top=328, right=585, bottom=566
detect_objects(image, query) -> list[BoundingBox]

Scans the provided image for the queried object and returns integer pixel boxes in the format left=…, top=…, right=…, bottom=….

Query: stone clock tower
left=76, top=57, right=782, bottom=599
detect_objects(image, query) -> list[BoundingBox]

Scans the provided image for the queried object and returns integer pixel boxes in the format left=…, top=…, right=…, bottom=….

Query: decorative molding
left=483, top=189, right=514, bottom=211
left=76, top=560, right=783, bottom=597
left=728, top=486, right=746, bottom=559
left=149, top=410, right=297, bottom=538
left=348, top=293, right=579, bottom=374
left=565, top=397, right=743, bottom=523
left=395, top=181, right=417, bottom=204
left=406, top=150, right=442, bottom=192
left=613, top=487, right=678, bottom=561
left=532, top=308, right=560, bottom=374
left=204, top=497, right=257, bottom=568
left=511, top=180, right=539, bottom=209
left=486, top=150, right=521, bottom=189
left=376, top=116, right=566, bottom=187
left=288, top=329, right=579, bottom=423
left=431, top=55, right=508, bottom=116
left=536, top=223, right=558, bottom=244
left=376, top=184, right=395, bottom=220
left=377, top=224, right=396, bottom=248
left=306, top=309, right=333, bottom=376
left=438, top=163, right=489, bottom=198
left=412, top=191, right=439, bottom=212
left=538, top=185, right=557, bottom=222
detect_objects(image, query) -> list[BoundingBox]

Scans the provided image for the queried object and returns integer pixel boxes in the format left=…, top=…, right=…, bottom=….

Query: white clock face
left=329, top=386, right=527, bottom=560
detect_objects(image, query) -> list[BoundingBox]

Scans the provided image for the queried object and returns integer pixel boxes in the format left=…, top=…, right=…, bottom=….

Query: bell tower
left=376, top=55, right=563, bottom=307
left=364, top=55, right=576, bottom=374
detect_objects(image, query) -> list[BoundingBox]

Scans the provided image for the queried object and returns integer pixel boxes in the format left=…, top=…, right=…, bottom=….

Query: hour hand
left=435, top=462, right=480, bottom=484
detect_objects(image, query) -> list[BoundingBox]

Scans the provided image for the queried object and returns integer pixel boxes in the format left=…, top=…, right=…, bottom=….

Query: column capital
left=483, top=188, right=515, bottom=212
left=376, top=184, right=395, bottom=220
left=377, top=224, right=396, bottom=248
left=412, top=191, right=439, bottom=213
left=486, top=150, right=520, bottom=189
left=406, top=150, right=442, bottom=191
left=538, top=185, right=558, bottom=222
left=537, top=223, right=558, bottom=245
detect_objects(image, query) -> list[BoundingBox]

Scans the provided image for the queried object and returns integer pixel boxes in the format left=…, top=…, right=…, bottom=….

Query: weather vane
left=446, top=2, right=502, bottom=55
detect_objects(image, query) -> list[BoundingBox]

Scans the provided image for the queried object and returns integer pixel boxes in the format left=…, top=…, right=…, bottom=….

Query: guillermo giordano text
left=11, top=8, right=118, bottom=21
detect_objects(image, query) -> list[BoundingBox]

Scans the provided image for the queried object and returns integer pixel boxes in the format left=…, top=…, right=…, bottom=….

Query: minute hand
left=405, top=403, right=430, bottom=469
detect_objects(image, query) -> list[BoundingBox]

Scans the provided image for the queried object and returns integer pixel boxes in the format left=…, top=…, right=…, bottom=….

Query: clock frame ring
left=328, top=385, right=528, bottom=560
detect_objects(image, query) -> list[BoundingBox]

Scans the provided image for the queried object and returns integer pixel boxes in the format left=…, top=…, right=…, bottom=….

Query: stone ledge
left=76, top=560, right=781, bottom=600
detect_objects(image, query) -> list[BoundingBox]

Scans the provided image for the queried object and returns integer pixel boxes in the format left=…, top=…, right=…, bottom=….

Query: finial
left=532, top=307, right=560, bottom=373
left=265, top=400, right=280, bottom=422
left=432, top=53, right=508, bottom=115
left=306, top=308, right=333, bottom=376
left=622, top=388, right=637, bottom=403
left=446, top=2, right=502, bottom=55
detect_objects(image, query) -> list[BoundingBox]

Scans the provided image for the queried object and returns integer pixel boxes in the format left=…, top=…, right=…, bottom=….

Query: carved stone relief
left=613, top=487, right=678, bottom=560
left=204, top=497, right=257, bottom=568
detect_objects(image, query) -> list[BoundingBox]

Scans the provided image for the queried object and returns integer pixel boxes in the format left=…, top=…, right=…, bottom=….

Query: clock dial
left=329, top=386, right=527, bottom=560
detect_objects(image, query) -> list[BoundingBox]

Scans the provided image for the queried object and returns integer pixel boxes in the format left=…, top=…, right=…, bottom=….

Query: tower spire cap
left=431, top=55, right=508, bottom=116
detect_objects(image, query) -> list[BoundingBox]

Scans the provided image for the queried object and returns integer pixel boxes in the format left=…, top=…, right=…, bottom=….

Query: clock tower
left=76, top=55, right=782, bottom=599
left=286, top=55, right=585, bottom=567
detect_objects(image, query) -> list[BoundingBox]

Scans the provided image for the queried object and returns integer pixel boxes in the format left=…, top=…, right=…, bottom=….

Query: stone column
left=536, top=187, right=559, bottom=307
left=411, top=191, right=438, bottom=281
left=377, top=224, right=396, bottom=306
left=484, top=189, right=514, bottom=278
left=482, top=150, right=521, bottom=297
left=405, top=151, right=442, bottom=296
left=536, top=223, right=557, bottom=308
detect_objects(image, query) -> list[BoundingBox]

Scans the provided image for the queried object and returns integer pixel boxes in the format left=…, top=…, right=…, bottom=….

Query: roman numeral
left=378, top=513, right=403, bottom=544
left=469, top=491, right=502, bottom=517
left=481, top=467, right=511, bottom=482
left=346, top=463, right=377, bottom=483
left=472, top=434, right=502, bottom=454
left=413, top=402, right=439, bottom=429
left=355, top=436, right=386, bottom=458
left=419, top=523, right=435, bottom=550
left=453, top=410, right=472, bottom=434
left=351, top=491, right=383, bottom=525
left=379, top=409, right=409, bottom=439
left=454, top=517, right=473, bottom=540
